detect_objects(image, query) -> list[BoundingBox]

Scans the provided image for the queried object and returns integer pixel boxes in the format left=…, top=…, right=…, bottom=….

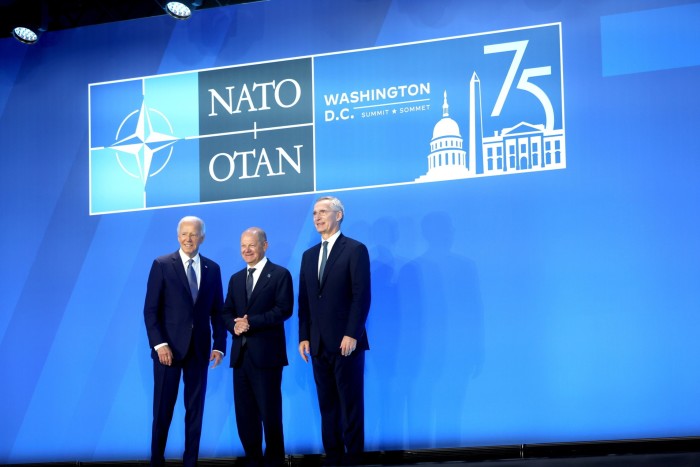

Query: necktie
left=187, top=259, right=198, bottom=302
left=319, top=241, right=328, bottom=284
left=246, top=268, right=256, bottom=299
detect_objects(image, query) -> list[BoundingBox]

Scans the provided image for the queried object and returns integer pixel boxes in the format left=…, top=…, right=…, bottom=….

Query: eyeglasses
left=313, top=209, right=337, bottom=216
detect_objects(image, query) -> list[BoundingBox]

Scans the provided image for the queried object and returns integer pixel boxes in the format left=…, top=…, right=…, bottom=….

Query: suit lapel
left=308, top=243, right=322, bottom=290
left=173, top=252, right=207, bottom=305
left=198, top=255, right=209, bottom=298
left=171, top=252, right=192, bottom=298
left=319, top=234, right=345, bottom=290
left=248, top=261, right=273, bottom=307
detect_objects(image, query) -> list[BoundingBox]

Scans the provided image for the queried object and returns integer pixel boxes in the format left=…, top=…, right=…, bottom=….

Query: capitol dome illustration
left=416, top=90, right=471, bottom=182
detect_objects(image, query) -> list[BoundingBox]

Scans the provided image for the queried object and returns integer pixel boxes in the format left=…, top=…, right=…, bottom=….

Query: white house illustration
left=482, top=121, right=565, bottom=174
left=416, top=72, right=566, bottom=182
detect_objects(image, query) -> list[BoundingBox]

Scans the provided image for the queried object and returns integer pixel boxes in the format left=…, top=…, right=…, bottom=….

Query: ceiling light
left=12, top=26, right=41, bottom=45
left=166, top=2, right=192, bottom=20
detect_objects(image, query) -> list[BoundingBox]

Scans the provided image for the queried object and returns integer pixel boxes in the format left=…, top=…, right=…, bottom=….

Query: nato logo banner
left=90, top=73, right=200, bottom=215
left=198, top=59, right=314, bottom=202
left=89, top=24, right=563, bottom=215
left=89, top=58, right=314, bottom=215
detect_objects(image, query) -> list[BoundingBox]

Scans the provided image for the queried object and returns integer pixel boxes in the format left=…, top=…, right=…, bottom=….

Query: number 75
left=484, top=40, right=555, bottom=131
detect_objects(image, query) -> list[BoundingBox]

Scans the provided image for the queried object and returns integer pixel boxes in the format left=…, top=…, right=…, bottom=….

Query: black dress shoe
left=321, top=455, right=341, bottom=466
left=342, top=453, right=362, bottom=466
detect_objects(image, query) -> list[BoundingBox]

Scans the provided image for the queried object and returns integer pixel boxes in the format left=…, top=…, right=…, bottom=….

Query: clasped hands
left=234, top=314, right=250, bottom=336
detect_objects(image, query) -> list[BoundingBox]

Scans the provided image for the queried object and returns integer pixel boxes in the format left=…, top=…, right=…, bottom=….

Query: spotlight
left=12, top=26, right=42, bottom=45
left=165, top=1, right=202, bottom=20
left=11, top=0, right=48, bottom=45
left=165, top=2, right=191, bottom=19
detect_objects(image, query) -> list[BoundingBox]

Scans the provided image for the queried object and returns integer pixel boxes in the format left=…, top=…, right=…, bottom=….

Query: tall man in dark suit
left=222, top=227, right=293, bottom=467
left=298, top=196, right=371, bottom=466
left=144, top=216, right=227, bottom=467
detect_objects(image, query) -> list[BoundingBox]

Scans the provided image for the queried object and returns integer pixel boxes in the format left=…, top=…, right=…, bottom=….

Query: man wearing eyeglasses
left=298, top=196, right=371, bottom=466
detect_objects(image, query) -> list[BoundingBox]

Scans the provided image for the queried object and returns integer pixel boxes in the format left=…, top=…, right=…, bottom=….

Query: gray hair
left=315, top=196, right=345, bottom=223
left=177, top=216, right=206, bottom=236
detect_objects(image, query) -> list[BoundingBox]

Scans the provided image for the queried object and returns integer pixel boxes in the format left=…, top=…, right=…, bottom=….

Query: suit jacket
left=298, top=234, right=371, bottom=356
left=144, top=251, right=227, bottom=362
left=222, top=260, right=293, bottom=368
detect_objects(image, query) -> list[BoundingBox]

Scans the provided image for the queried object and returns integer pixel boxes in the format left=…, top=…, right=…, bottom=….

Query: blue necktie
left=319, top=241, right=328, bottom=285
left=246, top=268, right=256, bottom=299
left=187, top=259, right=198, bottom=302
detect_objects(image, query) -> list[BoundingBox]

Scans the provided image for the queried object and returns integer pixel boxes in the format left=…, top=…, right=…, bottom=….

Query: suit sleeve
left=221, top=275, right=238, bottom=335
left=144, top=259, right=165, bottom=350
left=248, top=268, right=294, bottom=330
left=298, top=253, right=311, bottom=342
left=345, top=242, right=371, bottom=340
left=210, top=265, right=227, bottom=354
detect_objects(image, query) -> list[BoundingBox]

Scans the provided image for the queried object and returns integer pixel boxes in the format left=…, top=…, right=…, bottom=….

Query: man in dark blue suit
left=144, top=216, right=227, bottom=467
left=298, top=196, right=371, bottom=466
left=222, top=227, right=293, bottom=467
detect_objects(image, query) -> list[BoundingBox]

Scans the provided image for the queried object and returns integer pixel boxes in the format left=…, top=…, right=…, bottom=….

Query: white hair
left=316, top=196, right=345, bottom=223
left=177, top=216, right=205, bottom=236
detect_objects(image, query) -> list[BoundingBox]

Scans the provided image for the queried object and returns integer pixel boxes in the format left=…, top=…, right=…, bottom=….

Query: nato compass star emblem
left=110, top=100, right=179, bottom=206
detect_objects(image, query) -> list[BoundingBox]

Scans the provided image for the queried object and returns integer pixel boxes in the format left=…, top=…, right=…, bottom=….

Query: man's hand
left=340, top=336, right=357, bottom=357
left=299, top=340, right=311, bottom=363
left=234, top=315, right=249, bottom=336
left=209, top=351, right=223, bottom=369
left=157, top=345, right=174, bottom=366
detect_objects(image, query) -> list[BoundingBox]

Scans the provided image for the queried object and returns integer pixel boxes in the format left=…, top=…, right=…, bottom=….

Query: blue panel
left=601, top=3, right=700, bottom=76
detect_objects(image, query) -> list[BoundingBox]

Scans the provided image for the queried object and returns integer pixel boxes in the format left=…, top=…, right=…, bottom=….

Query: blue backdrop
left=1, top=0, right=700, bottom=464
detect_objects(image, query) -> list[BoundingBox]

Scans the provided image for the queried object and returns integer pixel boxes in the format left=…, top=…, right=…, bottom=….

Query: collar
left=179, top=249, right=200, bottom=266
left=247, top=256, right=268, bottom=272
left=322, top=231, right=341, bottom=250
